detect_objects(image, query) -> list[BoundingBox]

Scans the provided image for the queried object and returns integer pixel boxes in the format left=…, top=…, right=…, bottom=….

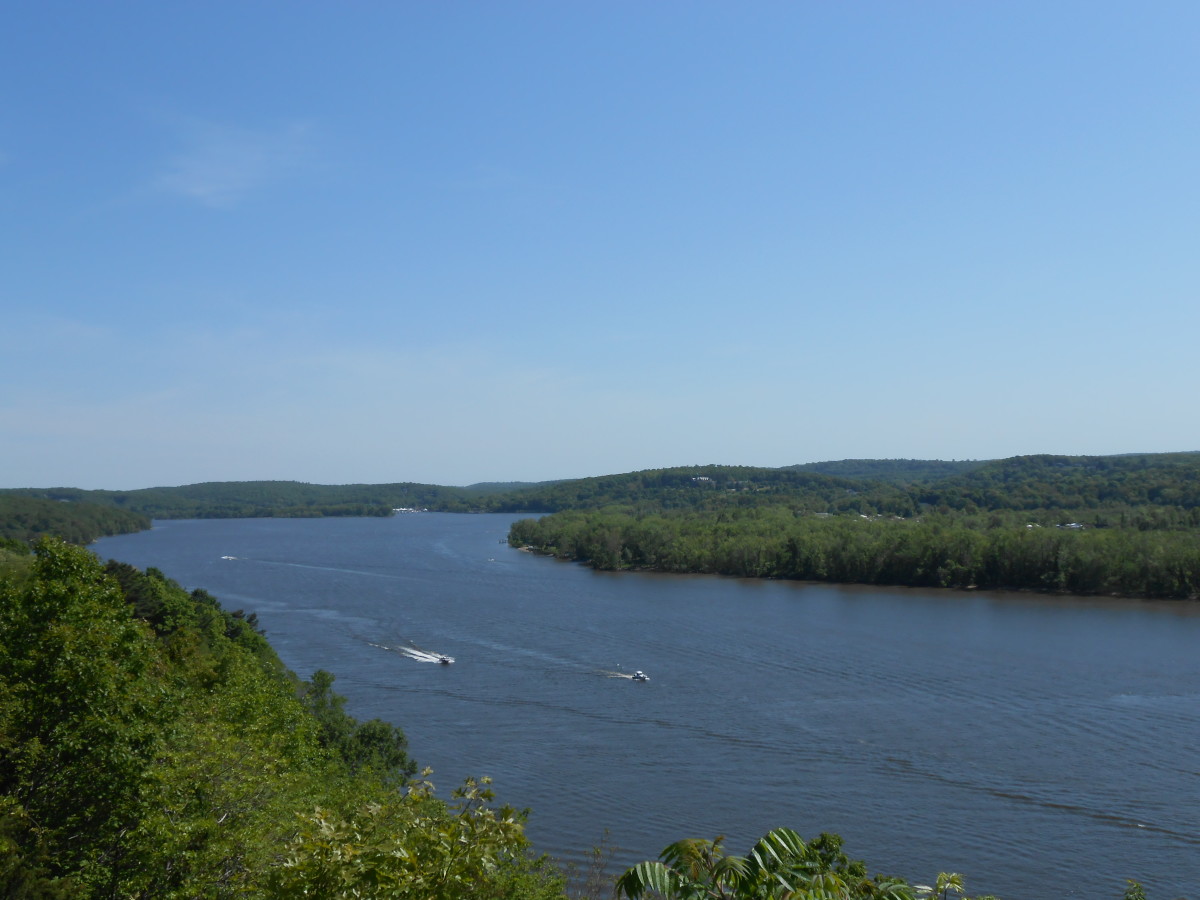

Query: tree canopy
left=0, top=539, right=562, bottom=899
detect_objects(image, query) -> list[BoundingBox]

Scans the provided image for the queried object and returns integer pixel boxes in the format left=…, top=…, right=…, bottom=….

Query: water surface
left=94, top=515, right=1200, bottom=899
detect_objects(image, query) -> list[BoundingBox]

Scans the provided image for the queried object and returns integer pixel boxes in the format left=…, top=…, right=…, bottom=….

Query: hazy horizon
left=8, top=447, right=1199, bottom=493
left=4, top=3, right=1197, bottom=489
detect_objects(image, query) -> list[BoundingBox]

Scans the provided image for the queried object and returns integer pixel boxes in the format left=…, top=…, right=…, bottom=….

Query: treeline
left=0, top=540, right=565, bottom=899
left=7, top=452, right=1200, bottom=525
left=9, top=469, right=891, bottom=519
left=488, top=453, right=1200, bottom=517
left=786, top=458, right=986, bottom=484
left=0, top=495, right=149, bottom=547
left=0, top=480, right=486, bottom=519
left=509, top=506, right=1200, bottom=599
left=480, top=465, right=912, bottom=514
left=915, top=452, right=1200, bottom=512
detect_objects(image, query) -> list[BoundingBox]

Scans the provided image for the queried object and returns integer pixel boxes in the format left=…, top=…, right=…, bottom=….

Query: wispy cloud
left=154, top=118, right=314, bottom=207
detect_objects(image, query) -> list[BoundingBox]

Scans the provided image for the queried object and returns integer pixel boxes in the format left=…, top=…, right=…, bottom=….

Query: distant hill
left=0, top=494, right=149, bottom=546
left=0, top=480, right=484, bottom=518
left=913, top=452, right=1200, bottom=513
left=5, top=452, right=1199, bottom=529
left=475, top=464, right=914, bottom=515
left=482, top=452, right=1200, bottom=519
left=462, top=480, right=561, bottom=494
left=787, top=458, right=988, bottom=484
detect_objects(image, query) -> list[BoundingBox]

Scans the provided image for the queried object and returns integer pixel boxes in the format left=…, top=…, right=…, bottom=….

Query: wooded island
left=507, top=453, right=1200, bottom=599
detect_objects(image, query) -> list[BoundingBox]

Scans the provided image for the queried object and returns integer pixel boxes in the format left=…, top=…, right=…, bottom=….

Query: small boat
left=438, top=655, right=453, bottom=665
left=632, top=670, right=649, bottom=682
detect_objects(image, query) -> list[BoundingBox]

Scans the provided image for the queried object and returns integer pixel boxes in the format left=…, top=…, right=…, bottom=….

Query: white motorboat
left=632, top=670, right=649, bottom=682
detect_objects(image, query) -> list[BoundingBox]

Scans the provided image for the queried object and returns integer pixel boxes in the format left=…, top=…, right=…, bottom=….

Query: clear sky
left=2, top=2, right=1197, bottom=489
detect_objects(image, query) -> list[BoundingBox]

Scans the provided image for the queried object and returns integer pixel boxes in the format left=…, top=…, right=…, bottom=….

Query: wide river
left=93, top=514, right=1199, bottom=899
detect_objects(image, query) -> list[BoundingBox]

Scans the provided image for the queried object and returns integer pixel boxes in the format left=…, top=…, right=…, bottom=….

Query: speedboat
left=632, top=670, right=649, bottom=682
left=438, top=655, right=453, bottom=665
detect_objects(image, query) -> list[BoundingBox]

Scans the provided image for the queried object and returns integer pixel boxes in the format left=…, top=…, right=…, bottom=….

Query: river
left=92, top=514, right=1200, bottom=899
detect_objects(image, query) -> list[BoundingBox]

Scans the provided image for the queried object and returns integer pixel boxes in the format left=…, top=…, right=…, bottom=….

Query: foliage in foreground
left=614, top=829, right=991, bottom=900
left=266, top=774, right=563, bottom=900
left=613, top=831, right=1172, bottom=900
left=0, top=538, right=562, bottom=899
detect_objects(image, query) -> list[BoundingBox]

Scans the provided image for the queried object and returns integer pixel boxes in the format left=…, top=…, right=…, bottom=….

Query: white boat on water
left=632, top=670, right=649, bottom=682
left=438, top=655, right=453, bottom=665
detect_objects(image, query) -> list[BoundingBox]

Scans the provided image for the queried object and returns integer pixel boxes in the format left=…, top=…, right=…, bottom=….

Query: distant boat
left=438, top=655, right=453, bottom=665
left=632, top=670, right=649, bottom=682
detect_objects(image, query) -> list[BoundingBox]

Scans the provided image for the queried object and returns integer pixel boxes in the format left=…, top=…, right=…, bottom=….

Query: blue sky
left=3, top=2, right=1197, bottom=489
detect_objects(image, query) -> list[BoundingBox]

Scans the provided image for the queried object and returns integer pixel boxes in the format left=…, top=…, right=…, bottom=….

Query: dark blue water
left=92, top=514, right=1200, bottom=900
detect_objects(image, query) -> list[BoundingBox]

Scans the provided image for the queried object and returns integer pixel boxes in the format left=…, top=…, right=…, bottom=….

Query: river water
left=92, top=514, right=1200, bottom=900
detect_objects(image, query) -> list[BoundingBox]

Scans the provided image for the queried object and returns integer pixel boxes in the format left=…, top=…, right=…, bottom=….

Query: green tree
left=301, top=669, right=417, bottom=783
left=0, top=797, right=80, bottom=899
left=0, top=539, right=168, bottom=890
left=265, top=771, right=563, bottom=900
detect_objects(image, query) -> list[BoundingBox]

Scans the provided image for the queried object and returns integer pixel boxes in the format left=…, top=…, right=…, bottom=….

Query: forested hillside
left=786, top=458, right=986, bottom=484
left=0, top=495, right=149, bottom=546
left=1, top=480, right=482, bottom=519
left=500, top=453, right=1200, bottom=519
left=0, top=539, right=565, bottom=898
left=916, top=452, right=1200, bottom=512
left=480, top=465, right=915, bottom=515
left=9, top=453, right=1197, bottom=525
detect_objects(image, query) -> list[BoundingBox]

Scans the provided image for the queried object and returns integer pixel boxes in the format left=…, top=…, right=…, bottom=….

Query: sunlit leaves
left=265, top=772, right=551, bottom=900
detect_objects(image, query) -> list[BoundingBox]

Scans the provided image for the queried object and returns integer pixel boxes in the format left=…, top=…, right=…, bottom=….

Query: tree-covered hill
left=0, top=495, right=149, bottom=546
left=914, top=452, right=1200, bottom=513
left=464, top=480, right=562, bottom=494
left=786, top=458, right=987, bottom=484
left=0, top=539, right=566, bottom=898
left=487, top=452, right=1200, bottom=521
left=5, top=451, right=1200, bottom=532
left=478, top=465, right=915, bottom=515
left=1, top=480, right=487, bottom=519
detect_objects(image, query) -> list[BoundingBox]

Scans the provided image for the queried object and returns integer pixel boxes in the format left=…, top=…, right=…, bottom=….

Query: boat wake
left=368, top=640, right=454, bottom=665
